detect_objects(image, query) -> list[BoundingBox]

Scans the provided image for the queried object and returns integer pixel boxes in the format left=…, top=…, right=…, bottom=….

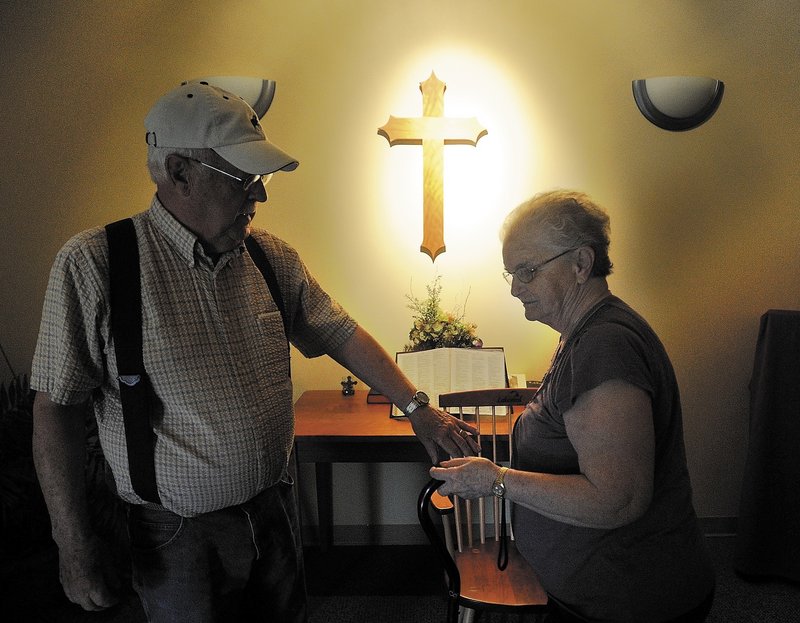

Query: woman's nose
left=510, top=276, right=524, bottom=297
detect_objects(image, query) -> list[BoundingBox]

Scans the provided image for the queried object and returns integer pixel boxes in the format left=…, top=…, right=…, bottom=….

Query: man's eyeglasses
left=502, top=248, right=577, bottom=285
left=190, top=159, right=264, bottom=192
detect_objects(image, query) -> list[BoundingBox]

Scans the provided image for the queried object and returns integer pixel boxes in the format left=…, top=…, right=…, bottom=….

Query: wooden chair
left=418, top=388, right=549, bottom=623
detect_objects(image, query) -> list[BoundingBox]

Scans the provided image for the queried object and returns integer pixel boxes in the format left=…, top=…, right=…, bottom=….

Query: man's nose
left=249, top=179, right=268, bottom=203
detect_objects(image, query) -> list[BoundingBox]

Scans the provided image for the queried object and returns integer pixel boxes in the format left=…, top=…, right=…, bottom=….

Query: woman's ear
left=574, top=246, right=596, bottom=283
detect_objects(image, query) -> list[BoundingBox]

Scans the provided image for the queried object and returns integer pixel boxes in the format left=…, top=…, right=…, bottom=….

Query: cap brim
left=214, top=139, right=299, bottom=175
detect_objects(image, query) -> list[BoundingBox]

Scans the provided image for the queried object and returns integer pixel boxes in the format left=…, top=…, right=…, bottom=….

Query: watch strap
left=492, top=466, right=509, bottom=498
left=403, top=390, right=429, bottom=415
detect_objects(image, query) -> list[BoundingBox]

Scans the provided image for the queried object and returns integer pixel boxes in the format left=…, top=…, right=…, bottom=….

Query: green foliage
left=404, top=276, right=482, bottom=352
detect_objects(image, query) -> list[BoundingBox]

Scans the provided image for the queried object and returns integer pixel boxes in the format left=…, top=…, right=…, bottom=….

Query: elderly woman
left=431, top=191, right=715, bottom=622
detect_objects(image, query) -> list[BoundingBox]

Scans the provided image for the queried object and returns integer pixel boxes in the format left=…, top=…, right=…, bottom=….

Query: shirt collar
left=147, top=195, right=244, bottom=268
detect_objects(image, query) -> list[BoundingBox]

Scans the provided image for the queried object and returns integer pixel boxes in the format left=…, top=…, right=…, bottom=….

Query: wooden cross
left=378, top=72, right=487, bottom=261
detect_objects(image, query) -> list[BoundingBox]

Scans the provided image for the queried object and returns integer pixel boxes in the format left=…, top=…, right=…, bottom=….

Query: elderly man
left=31, top=82, right=478, bottom=622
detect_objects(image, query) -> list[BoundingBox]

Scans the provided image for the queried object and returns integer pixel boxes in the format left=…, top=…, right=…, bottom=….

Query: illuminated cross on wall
left=378, top=72, right=487, bottom=261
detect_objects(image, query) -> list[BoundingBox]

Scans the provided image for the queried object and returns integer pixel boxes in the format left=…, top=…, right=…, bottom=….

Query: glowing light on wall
left=632, top=76, right=725, bottom=131
left=373, top=47, right=546, bottom=278
left=378, top=71, right=488, bottom=261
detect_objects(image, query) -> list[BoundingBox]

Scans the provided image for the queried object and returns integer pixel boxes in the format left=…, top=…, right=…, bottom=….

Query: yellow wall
left=2, top=0, right=799, bottom=524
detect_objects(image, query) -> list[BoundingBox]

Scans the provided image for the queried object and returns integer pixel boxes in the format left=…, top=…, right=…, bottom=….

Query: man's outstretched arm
left=328, top=325, right=479, bottom=463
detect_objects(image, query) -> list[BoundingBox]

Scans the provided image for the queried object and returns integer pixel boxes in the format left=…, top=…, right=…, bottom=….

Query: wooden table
left=293, top=390, right=428, bottom=548
left=292, top=389, right=516, bottom=548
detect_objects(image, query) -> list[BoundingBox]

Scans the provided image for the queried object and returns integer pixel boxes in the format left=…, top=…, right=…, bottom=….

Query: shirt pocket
left=252, top=309, right=291, bottom=380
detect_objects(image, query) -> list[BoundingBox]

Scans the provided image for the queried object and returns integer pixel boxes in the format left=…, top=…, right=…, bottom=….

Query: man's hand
left=326, top=326, right=479, bottom=464
left=58, top=535, right=120, bottom=611
left=429, top=456, right=500, bottom=498
left=407, top=406, right=480, bottom=464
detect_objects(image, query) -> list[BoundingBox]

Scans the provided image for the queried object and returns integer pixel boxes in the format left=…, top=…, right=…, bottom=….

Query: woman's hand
left=429, top=456, right=503, bottom=499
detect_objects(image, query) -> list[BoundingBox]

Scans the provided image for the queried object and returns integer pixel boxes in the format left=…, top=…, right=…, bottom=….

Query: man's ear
left=575, top=246, right=596, bottom=283
left=165, top=154, right=191, bottom=195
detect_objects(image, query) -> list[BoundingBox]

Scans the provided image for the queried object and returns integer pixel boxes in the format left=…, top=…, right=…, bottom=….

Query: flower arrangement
left=403, top=277, right=482, bottom=352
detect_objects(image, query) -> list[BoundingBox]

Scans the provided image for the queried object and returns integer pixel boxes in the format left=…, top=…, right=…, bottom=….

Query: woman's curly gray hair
left=500, top=190, right=613, bottom=278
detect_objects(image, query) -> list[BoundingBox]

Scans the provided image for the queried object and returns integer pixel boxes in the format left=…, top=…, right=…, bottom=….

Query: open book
left=392, top=347, right=507, bottom=417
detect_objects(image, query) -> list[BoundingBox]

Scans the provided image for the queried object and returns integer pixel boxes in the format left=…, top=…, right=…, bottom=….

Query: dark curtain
left=735, top=310, right=800, bottom=581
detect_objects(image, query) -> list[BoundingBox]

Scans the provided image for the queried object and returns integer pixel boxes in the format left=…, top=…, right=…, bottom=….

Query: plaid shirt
left=32, top=197, right=356, bottom=516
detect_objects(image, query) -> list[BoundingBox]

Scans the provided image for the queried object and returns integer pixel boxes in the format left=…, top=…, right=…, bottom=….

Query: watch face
left=404, top=391, right=431, bottom=415
left=492, top=483, right=505, bottom=497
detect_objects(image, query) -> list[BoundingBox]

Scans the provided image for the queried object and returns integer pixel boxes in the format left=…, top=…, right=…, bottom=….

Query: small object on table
left=341, top=375, right=358, bottom=396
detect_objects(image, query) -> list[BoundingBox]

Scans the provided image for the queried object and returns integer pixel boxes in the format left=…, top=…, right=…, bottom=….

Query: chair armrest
left=439, top=388, right=538, bottom=409
left=432, top=490, right=454, bottom=514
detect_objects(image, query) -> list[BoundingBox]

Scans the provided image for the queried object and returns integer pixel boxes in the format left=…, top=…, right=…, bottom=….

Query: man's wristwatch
left=403, top=390, right=430, bottom=416
left=492, top=466, right=509, bottom=498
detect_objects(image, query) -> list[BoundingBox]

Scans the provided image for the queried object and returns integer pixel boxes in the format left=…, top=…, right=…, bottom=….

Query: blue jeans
left=127, top=480, right=307, bottom=623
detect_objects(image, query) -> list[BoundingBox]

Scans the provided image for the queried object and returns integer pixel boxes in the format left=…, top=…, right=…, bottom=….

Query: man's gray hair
left=146, top=146, right=216, bottom=186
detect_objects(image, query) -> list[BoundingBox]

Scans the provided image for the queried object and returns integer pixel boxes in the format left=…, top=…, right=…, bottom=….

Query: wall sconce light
left=184, top=76, right=277, bottom=118
left=632, top=76, right=724, bottom=131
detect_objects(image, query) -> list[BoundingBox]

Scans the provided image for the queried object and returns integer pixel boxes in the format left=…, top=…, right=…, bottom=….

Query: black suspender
left=105, top=218, right=290, bottom=504
left=105, top=219, right=161, bottom=504
left=244, top=235, right=293, bottom=342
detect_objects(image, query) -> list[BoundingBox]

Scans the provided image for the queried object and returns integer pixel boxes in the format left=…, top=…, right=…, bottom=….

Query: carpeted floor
left=305, top=538, right=800, bottom=623
left=2, top=537, right=799, bottom=622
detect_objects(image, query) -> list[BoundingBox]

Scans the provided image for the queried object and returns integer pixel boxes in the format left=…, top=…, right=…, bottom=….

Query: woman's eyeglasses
left=502, top=248, right=577, bottom=285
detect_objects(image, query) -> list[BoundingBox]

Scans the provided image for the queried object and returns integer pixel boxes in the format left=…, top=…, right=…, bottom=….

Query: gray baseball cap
left=144, top=82, right=299, bottom=175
